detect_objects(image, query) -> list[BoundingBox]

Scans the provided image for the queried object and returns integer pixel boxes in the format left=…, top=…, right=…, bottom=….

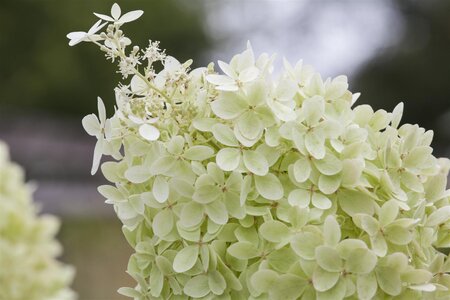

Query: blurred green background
left=1, top=0, right=449, bottom=299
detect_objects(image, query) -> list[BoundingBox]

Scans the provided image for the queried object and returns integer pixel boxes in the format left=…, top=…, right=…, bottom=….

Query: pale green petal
left=255, top=173, right=284, bottom=200
left=313, top=267, right=340, bottom=292
left=193, top=185, right=222, bottom=204
left=240, top=175, right=253, bottom=206
left=259, top=220, right=291, bottom=243
left=183, top=145, right=215, bottom=161
left=318, top=174, right=341, bottom=195
left=376, top=266, right=402, bottom=296
left=270, top=274, right=306, bottom=300
left=243, top=150, right=269, bottom=176
left=207, top=162, right=225, bottom=184
left=153, top=175, right=169, bottom=203
left=193, top=118, right=218, bottom=132
left=208, top=270, right=226, bottom=295
left=149, top=267, right=164, bottom=297
left=211, top=94, right=247, bottom=120
left=150, top=155, right=176, bottom=175
left=237, top=111, right=263, bottom=140
left=323, top=215, right=341, bottom=246
left=338, top=190, right=375, bottom=217
left=302, top=95, right=324, bottom=126
left=179, top=202, right=204, bottom=228
left=227, top=241, right=259, bottom=259
left=293, top=157, right=311, bottom=183
left=173, top=245, right=199, bottom=273
left=288, top=189, right=310, bottom=208
left=291, top=232, right=322, bottom=260
left=205, top=200, right=229, bottom=225
left=216, top=148, right=241, bottom=171
left=184, top=274, right=210, bottom=298
left=316, top=278, right=346, bottom=300
left=336, top=239, right=368, bottom=260
left=170, top=178, right=194, bottom=198
left=357, top=273, right=377, bottom=300
left=403, top=146, right=433, bottom=169
left=167, top=136, right=185, bottom=155
left=224, top=192, right=246, bottom=219
left=250, top=269, right=279, bottom=293
left=212, top=123, right=239, bottom=147
left=426, top=206, right=450, bottom=227
left=384, top=225, right=413, bottom=245
left=153, top=209, right=174, bottom=237
left=312, top=192, right=332, bottom=210
left=401, top=171, right=424, bottom=193
left=314, top=152, right=342, bottom=176
left=305, top=131, right=325, bottom=159
left=124, top=165, right=152, bottom=183
left=370, top=233, right=387, bottom=257
left=155, top=255, right=174, bottom=275
left=340, top=159, right=364, bottom=187
left=356, top=214, right=379, bottom=236
left=402, top=269, right=432, bottom=285
left=267, top=247, right=299, bottom=273
left=379, top=200, right=399, bottom=227
left=315, top=246, right=343, bottom=272
left=345, top=248, right=377, bottom=274
left=118, top=287, right=142, bottom=298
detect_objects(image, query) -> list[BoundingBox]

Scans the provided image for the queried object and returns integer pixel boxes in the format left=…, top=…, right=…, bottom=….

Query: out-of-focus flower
left=0, top=141, right=76, bottom=300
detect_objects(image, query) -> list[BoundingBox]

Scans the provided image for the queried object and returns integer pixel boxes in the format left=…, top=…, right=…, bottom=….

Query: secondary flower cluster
left=70, top=3, right=450, bottom=299
left=0, top=141, right=75, bottom=300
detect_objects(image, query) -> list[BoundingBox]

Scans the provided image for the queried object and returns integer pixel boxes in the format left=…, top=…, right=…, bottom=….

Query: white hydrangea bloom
left=0, top=141, right=76, bottom=300
left=70, top=3, right=450, bottom=299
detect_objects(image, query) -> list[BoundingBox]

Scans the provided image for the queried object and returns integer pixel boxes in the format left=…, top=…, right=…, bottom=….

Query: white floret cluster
left=0, top=141, right=76, bottom=300
left=70, top=4, right=450, bottom=299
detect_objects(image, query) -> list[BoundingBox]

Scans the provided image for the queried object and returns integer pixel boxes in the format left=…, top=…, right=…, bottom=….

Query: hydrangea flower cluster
left=70, top=4, right=450, bottom=299
left=0, top=141, right=75, bottom=300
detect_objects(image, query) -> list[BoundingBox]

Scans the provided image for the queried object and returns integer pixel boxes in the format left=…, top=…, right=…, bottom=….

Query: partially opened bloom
left=71, top=3, right=450, bottom=299
left=66, top=19, right=106, bottom=46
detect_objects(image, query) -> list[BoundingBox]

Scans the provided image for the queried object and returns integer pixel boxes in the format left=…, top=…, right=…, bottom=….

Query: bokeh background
left=1, top=0, right=449, bottom=299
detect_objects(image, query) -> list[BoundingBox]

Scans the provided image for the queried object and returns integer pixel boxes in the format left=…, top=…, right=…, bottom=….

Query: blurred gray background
left=1, top=0, right=449, bottom=299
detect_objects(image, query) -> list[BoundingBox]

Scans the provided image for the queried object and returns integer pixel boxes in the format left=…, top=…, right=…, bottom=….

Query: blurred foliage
left=58, top=217, right=133, bottom=300
left=0, top=0, right=209, bottom=117
left=354, top=0, right=450, bottom=154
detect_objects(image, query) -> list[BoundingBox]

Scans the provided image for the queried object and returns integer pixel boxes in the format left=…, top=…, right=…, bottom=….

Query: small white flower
left=128, top=114, right=160, bottom=141
left=66, top=19, right=106, bottom=46
left=94, top=3, right=143, bottom=25
left=82, top=97, right=108, bottom=174
left=206, top=44, right=259, bottom=91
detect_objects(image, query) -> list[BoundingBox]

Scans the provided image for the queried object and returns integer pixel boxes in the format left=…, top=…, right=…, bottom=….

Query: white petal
left=87, top=19, right=107, bottom=34
left=130, top=75, right=148, bottom=94
left=111, top=3, right=121, bottom=20
left=97, top=97, right=106, bottom=124
left=139, top=124, right=160, bottom=141
left=206, top=74, right=235, bottom=86
left=91, top=139, right=104, bottom=175
left=216, top=84, right=239, bottom=92
left=216, top=148, right=241, bottom=171
left=82, top=114, right=101, bottom=136
left=67, top=31, right=86, bottom=46
left=93, top=13, right=115, bottom=22
left=218, top=60, right=237, bottom=78
left=117, top=10, right=144, bottom=24
left=238, top=66, right=259, bottom=83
